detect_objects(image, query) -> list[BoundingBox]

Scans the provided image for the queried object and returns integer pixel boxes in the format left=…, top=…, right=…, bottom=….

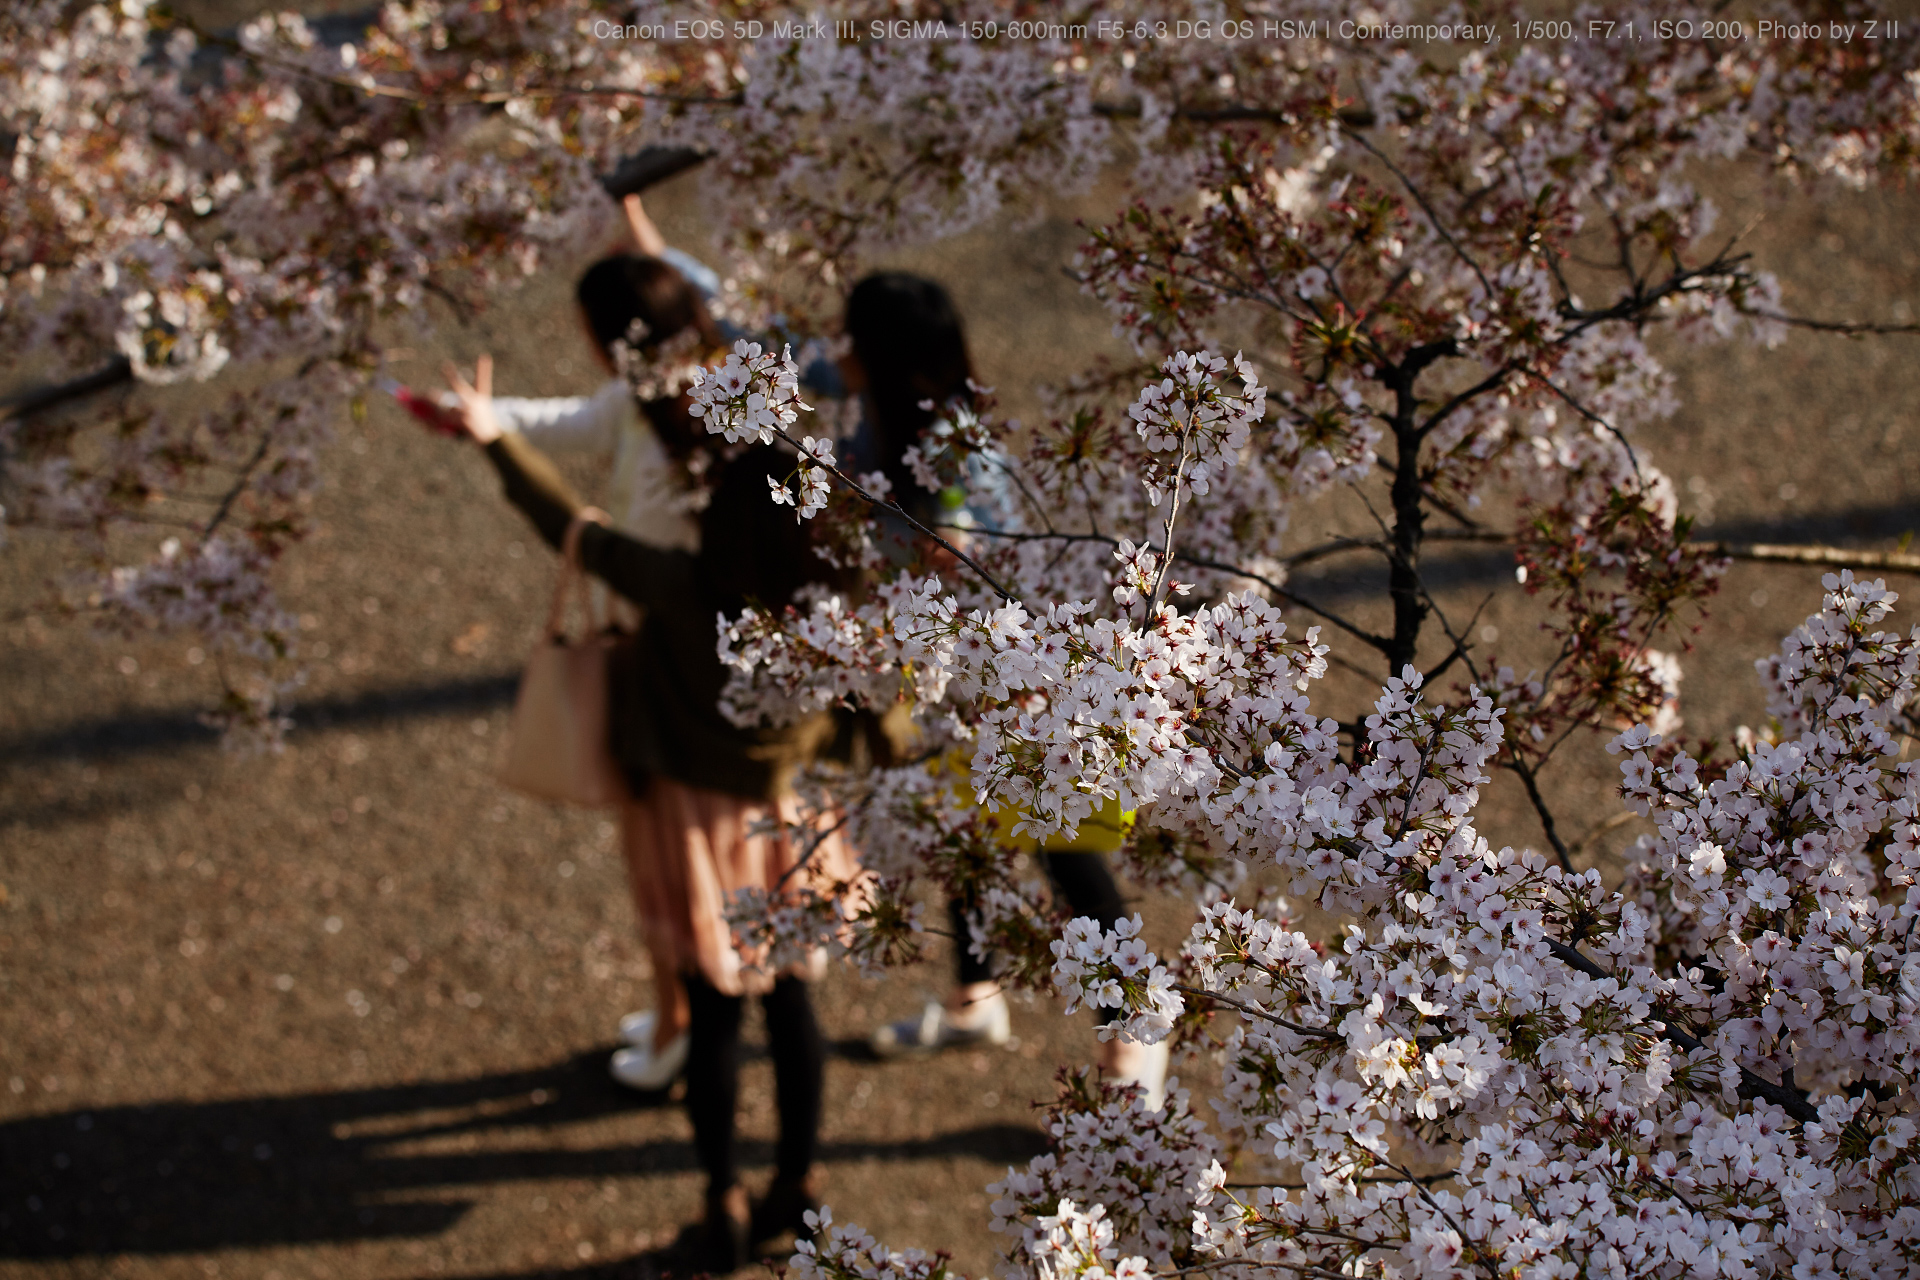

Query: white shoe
left=869, top=992, right=1011, bottom=1058
left=618, top=1009, right=659, bottom=1046
left=610, top=1030, right=689, bottom=1091
left=1112, top=1040, right=1171, bottom=1111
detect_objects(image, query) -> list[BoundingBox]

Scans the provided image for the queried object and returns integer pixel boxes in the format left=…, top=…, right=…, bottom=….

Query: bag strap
left=546, top=507, right=611, bottom=639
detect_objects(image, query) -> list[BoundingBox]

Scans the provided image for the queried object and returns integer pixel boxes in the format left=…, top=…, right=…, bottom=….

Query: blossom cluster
left=687, top=339, right=812, bottom=446
left=791, top=1207, right=960, bottom=1280
left=610, top=325, right=709, bottom=405
left=1050, top=916, right=1182, bottom=1045
left=1125, top=351, right=1265, bottom=507
left=10, top=0, right=1915, bottom=745
left=1012, top=579, right=1911, bottom=1280
left=989, top=1070, right=1221, bottom=1269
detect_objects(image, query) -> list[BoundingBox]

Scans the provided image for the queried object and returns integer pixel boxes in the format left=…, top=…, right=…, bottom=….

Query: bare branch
left=1293, top=521, right=1920, bottom=575
left=1172, top=984, right=1344, bottom=1041
left=1511, top=757, right=1576, bottom=876
left=203, top=431, right=277, bottom=539
left=1343, top=127, right=1495, bottom=303
left=775, top=433, right=1020, bottom=603
left=948, top=524, right=1396, bottom=652
left=1093, top=98, right=1375, bottom=127
left=1744, top=309, right=1920, bottom=338
left=1523, top=369, right=1641, bottom=480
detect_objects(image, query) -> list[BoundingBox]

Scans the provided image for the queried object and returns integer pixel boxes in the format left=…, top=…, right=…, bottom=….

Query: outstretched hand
left=441, top=355, right=503, bottom=444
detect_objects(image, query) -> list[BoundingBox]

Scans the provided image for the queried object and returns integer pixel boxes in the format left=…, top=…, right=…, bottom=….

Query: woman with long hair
left=442, top=340, right=861, bottom=1264
left=840, top=276, right=1165, bottom=1108
left=468, top=198, right=733, bottom=1094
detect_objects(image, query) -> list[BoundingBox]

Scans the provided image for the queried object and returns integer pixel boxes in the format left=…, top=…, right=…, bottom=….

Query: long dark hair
left=575, top=254, right=724, bottom=457
left=844, top=272, right=975, bottom=511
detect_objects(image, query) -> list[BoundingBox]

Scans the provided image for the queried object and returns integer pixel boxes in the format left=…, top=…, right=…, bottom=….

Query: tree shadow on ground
left=5, top=499, right=1916, bottom=782
left=0, top=1048, right=1046, bottom=1260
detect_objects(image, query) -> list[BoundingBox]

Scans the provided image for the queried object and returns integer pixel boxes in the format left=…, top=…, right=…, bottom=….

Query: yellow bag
left=938, top=748, right=1132, bottom=854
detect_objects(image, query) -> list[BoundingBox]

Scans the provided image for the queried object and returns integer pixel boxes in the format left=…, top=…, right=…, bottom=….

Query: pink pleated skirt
left=619, top=775, right=858, bottom=996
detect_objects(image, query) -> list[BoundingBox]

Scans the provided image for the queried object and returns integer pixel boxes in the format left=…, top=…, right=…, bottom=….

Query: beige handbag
left=497, top=509, right=630, bottom=807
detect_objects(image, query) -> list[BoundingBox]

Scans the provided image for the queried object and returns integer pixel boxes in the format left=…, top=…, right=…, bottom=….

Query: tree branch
left=1172, top=984, right=1343, bottom=1041
left=1542, top=939, right=1820, bottom=1125
left=775, top=434, right=1020, bottom=603
left=1286, top=522, right=1920, bottom=575
left=1745, top=309, right=1920, bottom=337
left=1523, top=369, right=1641, bottom=480
left=1343, top=128, right=1495, bottom=303
left=947, top=524, right=1396, bottom=651
left=1511, top=756, right=1576, bottom=875
left=1093, top=99, right=1375, bottom=128
left=202, top=430, right=276, bottom=539
left=1693, top=541, right=1920, bottom=574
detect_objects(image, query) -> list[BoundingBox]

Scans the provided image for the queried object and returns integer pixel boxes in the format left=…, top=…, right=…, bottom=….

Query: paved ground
left=3, top=41, right=1919, bottom=1280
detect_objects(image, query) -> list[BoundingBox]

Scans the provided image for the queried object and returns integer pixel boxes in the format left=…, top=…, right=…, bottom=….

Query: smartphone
left=376, top=377, right=463, bottom=436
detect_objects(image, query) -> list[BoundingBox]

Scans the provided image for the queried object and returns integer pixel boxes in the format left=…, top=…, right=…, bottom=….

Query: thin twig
left=1370, top=456, right=1487, bottom=531
left=1417, top=361, right=1520, bottom=440
left=946, top=524, right=1396, bottom=651
left=1145, top=435, right=1197, bottom=616
left=203, top=429, right=277, bottom=539
left=1171, top=984, right=1344, bottom=1041
left=1394, top=735, right=1437, bottom=840
left=1420, top=593, right=1493, bottom=687
left=1093, top=99, right=1376, bottom=128
left=1511, top=757, right=1575, bottom=875
left=1745, top=309, right=1920, bottom=337
left=1523, top=369, right=1641, bottom=481
left=1179, top=552, right=1396, bottom=654
left=1694, top=541, right=1920, bottom=574
left=772, top=810, right=854, bottom=889
left=1288, top=525, right=1920, bottom=575
left=1223, top=1169, right=1455, bottom=1189
left=1379, top=1158, right=1506, bottom=1280
left=781, top=432, right=1019, bottom=602
left=1343, top=128, right=1495, bottom=302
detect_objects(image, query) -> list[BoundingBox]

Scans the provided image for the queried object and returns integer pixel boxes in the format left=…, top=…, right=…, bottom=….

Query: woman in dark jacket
left=444, top=352, right=856, bottom=1267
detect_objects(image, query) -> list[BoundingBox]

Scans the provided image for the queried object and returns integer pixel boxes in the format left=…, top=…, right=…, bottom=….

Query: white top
left=492, top=379, right=701, bottom=552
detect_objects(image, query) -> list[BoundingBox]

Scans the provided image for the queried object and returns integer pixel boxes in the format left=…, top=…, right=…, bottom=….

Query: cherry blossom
left=9, top=4, right=1920, bottom=1274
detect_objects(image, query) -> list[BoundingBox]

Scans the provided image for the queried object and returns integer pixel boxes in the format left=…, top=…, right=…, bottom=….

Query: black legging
left=683, top=972, right=823, bottom=1192
left=949, top=851, right=1127, bottom=1021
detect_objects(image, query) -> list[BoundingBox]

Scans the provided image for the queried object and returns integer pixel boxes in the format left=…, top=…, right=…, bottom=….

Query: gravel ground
left=3, top=72, right=1919, bottom=1280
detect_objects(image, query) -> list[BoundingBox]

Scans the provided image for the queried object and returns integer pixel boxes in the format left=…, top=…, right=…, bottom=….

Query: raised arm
left=444, top=356, right=693, bottom=613
left=622, top=193, right=669, bottom=257
left=480, top=433, right=695, bottom=613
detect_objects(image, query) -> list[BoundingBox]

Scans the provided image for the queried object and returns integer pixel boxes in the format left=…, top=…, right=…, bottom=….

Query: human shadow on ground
left=0, top=1049, right=1047, bottom=1260
left=385, top=1252, right=800, bottom=1280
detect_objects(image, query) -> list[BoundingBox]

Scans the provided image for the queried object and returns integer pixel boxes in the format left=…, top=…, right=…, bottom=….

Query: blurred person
left=433, top=194, right=729, bottom=1094
left=440, top=349, right=865, bottom=1267
left=840, top=276, right=1167, bottom=1108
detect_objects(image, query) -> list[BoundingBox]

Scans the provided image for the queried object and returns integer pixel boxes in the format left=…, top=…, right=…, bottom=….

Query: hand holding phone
left=377, top=377, right=464, bottom=436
